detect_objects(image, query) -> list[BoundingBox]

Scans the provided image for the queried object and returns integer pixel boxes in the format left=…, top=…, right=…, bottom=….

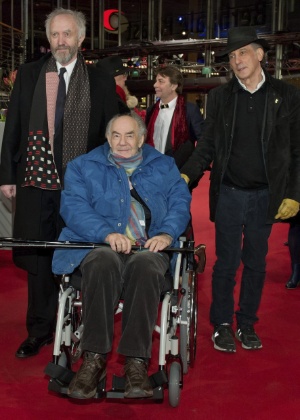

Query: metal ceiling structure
left=1, top=0, right=300, bottom=92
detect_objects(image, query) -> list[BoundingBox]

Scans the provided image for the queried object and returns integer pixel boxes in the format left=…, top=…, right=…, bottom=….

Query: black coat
left=0, top=53, right=119, bottom=270
left=181, top=71, right=300, bottom=223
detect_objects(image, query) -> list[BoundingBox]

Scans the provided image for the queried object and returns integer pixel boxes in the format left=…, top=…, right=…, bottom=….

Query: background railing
left=0, top=21, right=25, bottom=77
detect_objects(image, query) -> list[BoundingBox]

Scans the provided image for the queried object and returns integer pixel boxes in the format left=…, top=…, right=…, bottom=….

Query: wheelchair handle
left=0, top=237, right=202, bottom=254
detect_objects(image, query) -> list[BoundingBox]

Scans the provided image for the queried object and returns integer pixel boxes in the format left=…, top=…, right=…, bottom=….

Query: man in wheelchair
left=52, top=112, right=191, bottom=400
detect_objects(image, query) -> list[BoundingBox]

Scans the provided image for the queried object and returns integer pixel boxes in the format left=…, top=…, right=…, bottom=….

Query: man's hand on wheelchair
left=105, top=233, right=132, bottom=254
left=144, top=234, right=173, bottom=253
left=275, top=198, right=300, bottom=220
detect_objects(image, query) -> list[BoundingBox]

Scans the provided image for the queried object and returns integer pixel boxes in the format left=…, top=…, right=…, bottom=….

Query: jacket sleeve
left=186, top=102, right=204, bottom=142
left=60, top=158, right=118, bottom=243
left=180, top=91, right=216, bottom=184
left=0, top=66, right=23, bottom=185
left=150, top=158, right=192, bottom=243
left=285, top=87, right=300, bottom=201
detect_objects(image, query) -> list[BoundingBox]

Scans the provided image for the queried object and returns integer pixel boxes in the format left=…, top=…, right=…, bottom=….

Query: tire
left=168, top=361, right=181, bottom=407
left=70, top=303, right=83, bottom=364
left=180, top=262, right=198, bottom=373
left=180, top=258, right=189, bottom=374
left=180, top=319, right=188, bottom=374
left=188, top=270, right=198, bottom=368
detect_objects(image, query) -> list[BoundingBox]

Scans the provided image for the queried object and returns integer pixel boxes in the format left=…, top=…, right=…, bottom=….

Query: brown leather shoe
left=124, top=358, right=153, bottom=398
left=68, top=352, right=106, bottom=399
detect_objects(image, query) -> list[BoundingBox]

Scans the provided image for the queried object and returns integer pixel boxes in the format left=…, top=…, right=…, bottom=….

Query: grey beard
left=52, top=46, right=77, bottom=66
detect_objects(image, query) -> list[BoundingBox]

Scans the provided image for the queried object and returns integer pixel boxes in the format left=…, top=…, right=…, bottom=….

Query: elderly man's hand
left=275, top=198, right=300, bottom=220
left=144, top=234, right=173, bottom=253
left=105, top=233, right=132, bottom=254
left=0, top=184, right=16, bottom=198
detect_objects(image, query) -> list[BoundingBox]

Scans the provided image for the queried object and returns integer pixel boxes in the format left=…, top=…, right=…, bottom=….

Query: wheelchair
left=0, top=235, right=204, bottom=407
left=43, top=236, right=205, bottom=407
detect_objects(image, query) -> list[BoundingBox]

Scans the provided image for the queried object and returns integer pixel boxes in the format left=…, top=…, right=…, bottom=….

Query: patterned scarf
left=146, top=95, right=189, bottom=151
left=22, top=53, right=90, bottom=190
left=109, top=149, right=147, bottom=245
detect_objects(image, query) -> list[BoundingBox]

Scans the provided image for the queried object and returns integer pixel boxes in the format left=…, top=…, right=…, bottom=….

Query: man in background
left=97, top=55, right=130, bottom=114
left=146, top=65, right=203, bottom=186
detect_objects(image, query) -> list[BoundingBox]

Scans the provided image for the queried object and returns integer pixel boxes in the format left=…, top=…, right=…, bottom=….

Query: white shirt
left=236, top=69, right=265, bottom=93
left=153, top=97, right=177, bottom=153
left=56, top=59, right=77, bottom=93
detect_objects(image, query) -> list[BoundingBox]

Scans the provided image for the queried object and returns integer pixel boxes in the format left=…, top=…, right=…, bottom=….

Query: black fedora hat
left=96, top=56, right=126, bottom=76
left=215, top=26, right=269, bottom=57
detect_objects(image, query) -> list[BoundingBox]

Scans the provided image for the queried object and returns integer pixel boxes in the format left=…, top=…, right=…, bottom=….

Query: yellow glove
left=275, top=198, right=300, bottom=220
left=181, top=173, right=190, bottom=184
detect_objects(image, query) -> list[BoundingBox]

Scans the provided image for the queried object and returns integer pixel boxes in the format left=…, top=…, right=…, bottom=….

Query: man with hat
left=181, top=26, right=300, bottom=352
left=97, top=56, right=130, bottom=113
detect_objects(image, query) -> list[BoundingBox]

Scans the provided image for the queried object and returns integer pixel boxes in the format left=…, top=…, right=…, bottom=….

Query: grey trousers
left=79, top=247, right=170, bottom=358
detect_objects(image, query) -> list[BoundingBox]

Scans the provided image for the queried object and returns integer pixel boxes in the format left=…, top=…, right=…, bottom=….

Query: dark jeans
left=80, top=247, right=170, bottom=358
left=288, top=212, right=300, bottom=264
left=210, top=184, right=272, bottom=328
left=27, top=251, right=58, bottom=337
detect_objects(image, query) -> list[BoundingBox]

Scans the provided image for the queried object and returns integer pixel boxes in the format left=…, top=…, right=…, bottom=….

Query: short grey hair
left=106, top=112, right=147, bottom=143
left=251, top=42, right=266, bottom=66
left=45, top=8, right=86, bottom=41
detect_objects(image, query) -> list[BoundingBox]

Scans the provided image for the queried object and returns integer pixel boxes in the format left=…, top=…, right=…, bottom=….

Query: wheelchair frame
left=0, top=237, right=205, bottom=407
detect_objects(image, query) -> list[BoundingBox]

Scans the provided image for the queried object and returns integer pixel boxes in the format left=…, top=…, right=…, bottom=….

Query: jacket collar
left=85, top=142, right=163, bottom=166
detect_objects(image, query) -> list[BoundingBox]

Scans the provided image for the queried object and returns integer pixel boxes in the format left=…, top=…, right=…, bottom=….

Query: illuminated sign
left=103, top=9, right=128, bottom=33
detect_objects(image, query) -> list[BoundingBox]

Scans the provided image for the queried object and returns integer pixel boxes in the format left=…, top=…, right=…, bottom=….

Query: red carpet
left=1, top=172, right=299, bottom=419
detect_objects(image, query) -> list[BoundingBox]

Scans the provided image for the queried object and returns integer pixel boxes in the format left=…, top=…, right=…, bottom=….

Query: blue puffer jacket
left=52, top=143, right=191, bottom=274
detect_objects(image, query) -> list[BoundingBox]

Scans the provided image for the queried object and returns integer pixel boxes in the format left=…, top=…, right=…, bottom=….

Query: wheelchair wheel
left=168, top=361, right=181, bottom=407
left=180, top=267, right=198, bottom=374
left=59, top=296, right=83, bottom=368
left=70, top=303, right=83, bottom=364
left=188, top=270, right=198, bottom=368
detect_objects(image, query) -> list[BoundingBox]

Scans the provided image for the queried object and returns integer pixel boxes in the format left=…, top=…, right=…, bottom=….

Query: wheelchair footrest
left=149, top=370, right=168, bottom=388
left=106, top=374, right=164, bottom=402
left=48, top=378, right=69, bottom=395
left=44, top=362, right=74, bottom=385
left=45, top=362, right=165, bottom=402
left=46, top=362, right=106, bottom=398
left=111, top=374, right=126, bottom=392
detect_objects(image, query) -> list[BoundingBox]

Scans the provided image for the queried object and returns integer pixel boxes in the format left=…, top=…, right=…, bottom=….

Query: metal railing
left=0, top=21, right=25, bottom=73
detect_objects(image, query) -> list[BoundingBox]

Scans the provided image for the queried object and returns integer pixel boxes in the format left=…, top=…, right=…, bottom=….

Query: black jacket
left=0, top=53, right=118, bottom=271
left=181, top=70, right=300, bottom=223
